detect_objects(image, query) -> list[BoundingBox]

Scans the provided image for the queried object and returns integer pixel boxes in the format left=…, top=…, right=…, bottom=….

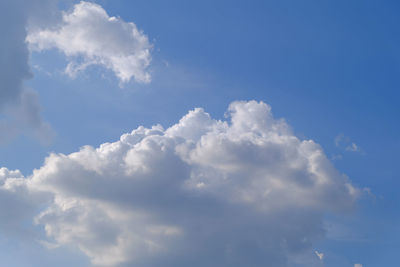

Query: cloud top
left=27, top=1, right=152, bottom=84
left=1, top=101, right=359, bottom=266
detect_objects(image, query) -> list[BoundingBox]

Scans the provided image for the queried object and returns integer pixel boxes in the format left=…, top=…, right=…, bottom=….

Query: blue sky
left=0, top=0, right=399, bottom=266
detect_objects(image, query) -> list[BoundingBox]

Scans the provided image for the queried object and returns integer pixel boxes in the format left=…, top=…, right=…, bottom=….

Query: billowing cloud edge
left=0, top=100, right=359, bottom=266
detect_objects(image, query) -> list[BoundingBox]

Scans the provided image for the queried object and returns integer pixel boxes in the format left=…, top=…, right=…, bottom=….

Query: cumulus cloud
left=27, top=1, right=152, bottom=84
left=0, top=167, right=44, bottom=236
left=354, top=264, right=363, bottom=267
left=0, top=101, right=359, bottom=266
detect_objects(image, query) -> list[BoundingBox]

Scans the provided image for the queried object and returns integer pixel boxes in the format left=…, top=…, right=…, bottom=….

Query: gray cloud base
left=0, top=101, right=358, bottom=266
left=0, top=0, right=30, bottom=108
left=0, top=0, right=55, bottom=143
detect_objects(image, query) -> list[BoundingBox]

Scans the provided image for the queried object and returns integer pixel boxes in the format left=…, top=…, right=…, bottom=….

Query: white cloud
left=335, top=134, right=361, bottom=153
left=346, top=142, right=360, bottom=152
left=27, top=1, right=152, bottom=84
left=0, top=101, right=359, bottom=266
left=354, top=264, right=363, bottom=267
left=314, top=250, right=324, bottom=260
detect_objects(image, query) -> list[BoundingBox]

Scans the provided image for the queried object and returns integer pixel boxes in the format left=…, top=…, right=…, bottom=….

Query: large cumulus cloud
left=1, top=101, right=358, bottom=266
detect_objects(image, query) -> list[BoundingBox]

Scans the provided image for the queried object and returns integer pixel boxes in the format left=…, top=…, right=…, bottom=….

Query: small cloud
left=315, top=250, right=324, bottom=260
left=32, top=64, right=53, bottom=77
left=335, top=134, right=348, bottom=147
left=38, top=240, right=60, bottom=250
left=335, top=134, right=362, bottom=153
left=27, top=1, right=152, bottom=84
left=354, top=264, right=363, bottom=267
left=346, top=143, right=360, bottom=152
left=162, top=60, right=170, bottom=68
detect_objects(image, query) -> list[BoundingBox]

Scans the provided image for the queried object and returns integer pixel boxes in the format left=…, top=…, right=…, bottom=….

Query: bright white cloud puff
left=27, top=1, right=152, bottom=84
left=0, top=101, right=359, bottom=266
left=315, top=250, right=324, bottom=261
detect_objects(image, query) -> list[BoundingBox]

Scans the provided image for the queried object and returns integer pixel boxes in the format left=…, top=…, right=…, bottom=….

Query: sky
left=0, top=0, right=399, bottom=266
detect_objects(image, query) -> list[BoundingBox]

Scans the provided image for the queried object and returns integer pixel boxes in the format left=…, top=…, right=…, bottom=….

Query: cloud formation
left=0, top=0, right=30, bottom=108
left=0, top=0, right=54, bottom=143
left=335, top=134, right=362, bottom=153
left=0, top=101, right=359, bottom=266
left=0, top=88, right=54, bottom=144
left=314, top=250, right=324, bottom=261
left=27, top=1, right=152, bottom=84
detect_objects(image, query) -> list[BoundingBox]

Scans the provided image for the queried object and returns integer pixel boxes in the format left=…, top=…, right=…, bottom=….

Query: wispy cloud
left=346, top=142, right=360, bottom=152
left=335, top=134, right=362, bottom=154
left=315, top=250, right=324, bottom=260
